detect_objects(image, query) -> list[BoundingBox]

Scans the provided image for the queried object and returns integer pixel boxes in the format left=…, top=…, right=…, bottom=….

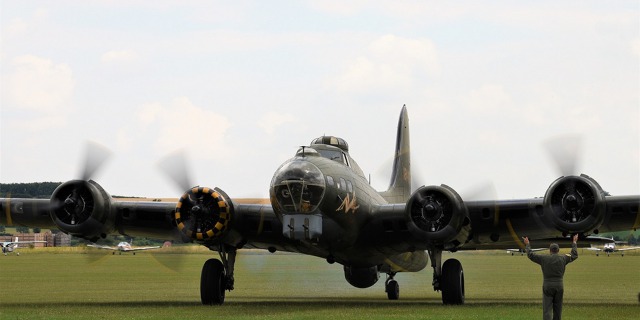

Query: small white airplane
left=506, top=248, right=545, bottom=256
left=1, top=237, right=47, bottom=256
left=87, top=241, right=161, bottom=255
left=586, top=242, right=640, bottom=257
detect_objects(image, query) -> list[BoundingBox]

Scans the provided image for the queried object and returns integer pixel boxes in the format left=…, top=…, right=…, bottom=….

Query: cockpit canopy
left=310, top=136, right=349, bottom=152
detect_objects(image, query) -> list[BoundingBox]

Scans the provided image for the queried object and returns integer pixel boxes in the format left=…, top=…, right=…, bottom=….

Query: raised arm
left=567, top=234, right=578, bottom=263
left=524, top=237, right=543, bottom=265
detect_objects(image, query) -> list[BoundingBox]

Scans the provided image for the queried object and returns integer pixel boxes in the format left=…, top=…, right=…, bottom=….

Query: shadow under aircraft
left=1, top=106, right=639, bottom=305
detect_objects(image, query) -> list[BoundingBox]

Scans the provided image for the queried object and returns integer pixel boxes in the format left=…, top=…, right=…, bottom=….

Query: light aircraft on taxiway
left=86, top=239, right=160, bottom=255
left=1, top=237, right=46, bottom=256
left=586, top=241, right=640, bottom=257
left=1, top=106, right=638, bottom=305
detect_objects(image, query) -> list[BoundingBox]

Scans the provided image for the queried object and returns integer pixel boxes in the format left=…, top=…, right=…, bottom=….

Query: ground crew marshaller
left=523, top=234, right=578, bottom=320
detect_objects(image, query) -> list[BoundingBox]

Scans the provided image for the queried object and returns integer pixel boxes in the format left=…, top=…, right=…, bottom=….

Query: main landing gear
left=201, top=245, right=237, bottom=305
left=385, top=272, right=399, bottom=300
left=429, top=249, right=464, bottom=305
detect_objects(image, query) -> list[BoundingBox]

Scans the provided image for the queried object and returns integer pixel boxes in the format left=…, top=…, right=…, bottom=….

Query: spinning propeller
left=157, top=150, right=231, bottom=244
left=544, top=133, right=583, bottom=177
left=51, top=142, right=113, bottom=226
left=541, top=134, right=610, bottom=235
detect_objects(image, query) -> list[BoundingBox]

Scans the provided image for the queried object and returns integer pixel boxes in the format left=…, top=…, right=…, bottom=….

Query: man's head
left=549, top=243, right=560, bottom=254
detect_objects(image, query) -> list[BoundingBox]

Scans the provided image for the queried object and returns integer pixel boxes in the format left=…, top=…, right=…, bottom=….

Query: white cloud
left=4, top=7, right=48, bottom=38
left=135, top=97, right=233, bottom=160
left=137, top=102, right=163, bottom=127
left=6, top=115, right=69, bottom=132
left=258, top=112, right=296, bottom=135
left=5, top=18, right=28, bottom=37
left=116, top=128, right=134, bottom=152
left=101, top=50, right=138, bottom=63
left=5, top=55, right=75, bottom=113
left=464, top=84, right=512, bottom=112
left=334, top=35, right=439, bottom=94
left=632, top=38, right=640, bottom=57
left=308, top=0, right=368, bottom=15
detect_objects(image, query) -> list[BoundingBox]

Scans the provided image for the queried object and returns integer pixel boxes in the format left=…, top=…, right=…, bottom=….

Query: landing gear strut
left=429, top=249, right=464, bottom=305
left=200, top=245, right=237, bottom=305
left=385, top=272, right=399, bottom=300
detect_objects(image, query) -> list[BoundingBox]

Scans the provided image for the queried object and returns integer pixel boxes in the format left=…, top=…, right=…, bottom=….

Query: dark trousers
left=542, top=284, right=564, bottom=320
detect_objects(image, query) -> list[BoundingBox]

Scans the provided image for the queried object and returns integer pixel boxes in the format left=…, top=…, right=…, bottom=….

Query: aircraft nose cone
left=270, top=159, right=325, bottom=214
left=563, top=193, right=582, bottom=211
left=422, top=203, right=441, bottom=221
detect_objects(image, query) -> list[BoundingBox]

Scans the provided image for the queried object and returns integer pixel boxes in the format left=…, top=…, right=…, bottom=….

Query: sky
left=1, top=1, right=638, bottom=201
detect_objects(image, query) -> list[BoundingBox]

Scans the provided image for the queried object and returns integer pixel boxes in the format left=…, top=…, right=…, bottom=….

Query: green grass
left=1, top=248, right=638, bottom=319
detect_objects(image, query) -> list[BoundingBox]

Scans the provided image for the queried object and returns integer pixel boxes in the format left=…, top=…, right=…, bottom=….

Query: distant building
left=0, top=232, right=71, bottom=247
left=53, top=232, right=71, bottom=246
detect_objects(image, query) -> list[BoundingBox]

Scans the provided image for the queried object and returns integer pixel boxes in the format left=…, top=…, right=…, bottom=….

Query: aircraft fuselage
left=268, top=138, right=424, bottom=270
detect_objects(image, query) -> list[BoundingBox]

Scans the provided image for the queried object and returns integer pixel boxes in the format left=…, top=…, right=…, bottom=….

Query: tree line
left=0, top=182, right=62, bottom=198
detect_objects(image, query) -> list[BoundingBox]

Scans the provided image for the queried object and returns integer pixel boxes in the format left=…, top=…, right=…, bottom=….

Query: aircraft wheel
left=201, top=258, right=226, bottom=305
left=441, top=258, right=464, bottom=305
left=386, top=280, right=399, bottom=300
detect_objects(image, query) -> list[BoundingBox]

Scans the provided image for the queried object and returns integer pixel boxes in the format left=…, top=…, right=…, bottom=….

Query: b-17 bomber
left=1, top=106, right=638, bottom=305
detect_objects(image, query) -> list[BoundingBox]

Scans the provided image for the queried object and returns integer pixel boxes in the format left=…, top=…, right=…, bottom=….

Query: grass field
left=1, top=248, right=638, bottom=319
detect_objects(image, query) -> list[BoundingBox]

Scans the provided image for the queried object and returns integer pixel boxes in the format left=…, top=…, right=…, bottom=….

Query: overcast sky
left=1, top=1, right=638, bottom=201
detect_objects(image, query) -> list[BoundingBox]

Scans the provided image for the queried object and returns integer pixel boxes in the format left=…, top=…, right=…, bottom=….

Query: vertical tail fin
left=380, top=106, right=411, bottom=203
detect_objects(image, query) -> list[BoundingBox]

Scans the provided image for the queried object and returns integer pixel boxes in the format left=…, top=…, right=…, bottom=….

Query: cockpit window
left=295, top=147, right=319, bottom=157
left=317, top=149, right=348, bottom=165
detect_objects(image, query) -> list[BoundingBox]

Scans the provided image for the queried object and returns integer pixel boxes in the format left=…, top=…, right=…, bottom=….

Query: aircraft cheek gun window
left=270, top=160, right=325, bottom=214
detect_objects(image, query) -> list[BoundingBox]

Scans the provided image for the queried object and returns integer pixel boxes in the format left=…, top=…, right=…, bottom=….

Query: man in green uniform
left=524, top=234, right=578, bottom=320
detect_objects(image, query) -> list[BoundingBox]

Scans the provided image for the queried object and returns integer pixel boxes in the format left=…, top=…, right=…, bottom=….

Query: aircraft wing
left=121, top=246, right=161, bottom=252
left=86, top=244, right=118, bottom=251
left=463, top=194, right=639, bottom=251
left=7, top=240, right=47, bottom=245
left=507, top=248, right=544, bottom=253
left=362, top=188, right=639, bottom=256
left=86, top=243, right=160, bottom=251
left=615, top=246, right=640, bottom=252
left=1, top=179, right=639, bottom=260
left=0, top=186, right=296, bottom=253
left=586, top=247, right=603, bottom=251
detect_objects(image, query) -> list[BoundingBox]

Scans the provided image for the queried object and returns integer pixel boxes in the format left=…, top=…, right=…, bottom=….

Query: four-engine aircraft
left=1, top=106, right=639, bottom=305
left=1, top=237, right=46, bottom=256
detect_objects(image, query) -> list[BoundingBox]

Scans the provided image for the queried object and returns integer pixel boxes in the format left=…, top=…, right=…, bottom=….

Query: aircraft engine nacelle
left=343, top=265, right=379, bottom=288
left=406, top=185, right=471, bottom=249
left=50, top=180, right=116, bottom=242
left=174, top=187, right=232, bottom=243
left=542, top=174, right=606, bottom=234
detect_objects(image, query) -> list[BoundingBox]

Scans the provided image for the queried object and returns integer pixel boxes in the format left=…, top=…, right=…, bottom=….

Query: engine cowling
left=542, top=174, right=606, bottom=234
left=174, top=187, right=232, bottom=243
left=343, top=265, right=379, bottom=288
left=406, top=185, right=471, bottom=248
left=50, top=180, right=116, bottom=241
